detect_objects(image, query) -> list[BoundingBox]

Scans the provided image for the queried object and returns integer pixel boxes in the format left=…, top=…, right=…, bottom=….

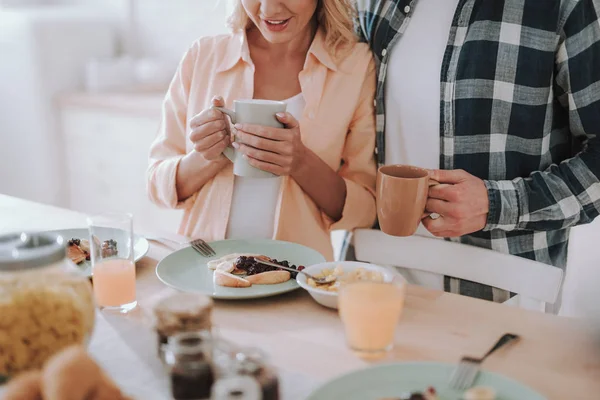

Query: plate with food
left=44, top=228, right=150, bottom=277
left=307, top=362, right=545, bottom=400
left=155, top=239, right=326, bottom=299
left=297, top=261, right=398, bottom=309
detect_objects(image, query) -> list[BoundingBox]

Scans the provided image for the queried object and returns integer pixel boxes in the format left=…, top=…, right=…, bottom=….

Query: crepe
left=206, top=253, right=260, bottom=270
left=67, top=243, right=87, bottom=265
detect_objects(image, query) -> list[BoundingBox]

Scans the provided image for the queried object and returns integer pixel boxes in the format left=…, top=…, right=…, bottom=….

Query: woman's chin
left=259, top=31, right=296, bottom=45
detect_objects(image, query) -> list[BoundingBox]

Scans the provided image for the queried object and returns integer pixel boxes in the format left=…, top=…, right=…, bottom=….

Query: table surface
left=1, top=194, right=600, bottom=400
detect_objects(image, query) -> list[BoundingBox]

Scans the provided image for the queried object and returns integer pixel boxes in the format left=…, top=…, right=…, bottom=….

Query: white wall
left=57, top=0, right=231, bottom=65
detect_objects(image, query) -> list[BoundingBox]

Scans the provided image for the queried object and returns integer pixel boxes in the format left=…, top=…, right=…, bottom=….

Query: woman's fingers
left=211, top=96, right=225, bottom=108
left=235, top=143, right=289, bottom=167
left=235, top=131, right=291, bottom=155
left=190, top=119, right=226, bottom=143
left=234, top=123, right=290, bottom=141
left=203, top=137, right=230, bottom=160
left=193, top=130, right=228, bottom=153
left=275, top=112, right=299, bottom=129
left=190, top=108, right=223, bottom=128
left=244, top=156, right=283, bottom=176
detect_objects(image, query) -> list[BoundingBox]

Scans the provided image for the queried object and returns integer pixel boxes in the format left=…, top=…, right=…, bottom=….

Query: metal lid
left=0, top=232, right=67, bottom=271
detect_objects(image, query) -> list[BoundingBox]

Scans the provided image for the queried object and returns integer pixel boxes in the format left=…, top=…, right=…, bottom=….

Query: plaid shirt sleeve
left=484, top=0, right=600, bottom=232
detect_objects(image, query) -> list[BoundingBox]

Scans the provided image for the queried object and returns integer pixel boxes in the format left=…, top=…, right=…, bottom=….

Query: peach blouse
left=147, top=28, right=377, bottom=260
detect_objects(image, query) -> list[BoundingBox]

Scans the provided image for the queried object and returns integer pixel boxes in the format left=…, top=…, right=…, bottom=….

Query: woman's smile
left=262, top=17, right=292, bottom=32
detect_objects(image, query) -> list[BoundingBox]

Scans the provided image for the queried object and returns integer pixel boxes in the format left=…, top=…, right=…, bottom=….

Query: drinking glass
left=338, top=274, right=406, bottom=359
left=88, top=212, right=137, bottom=312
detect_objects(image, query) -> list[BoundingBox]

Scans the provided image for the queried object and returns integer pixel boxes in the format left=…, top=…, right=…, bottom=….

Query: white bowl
left=296, top=261, right=399, bottom=309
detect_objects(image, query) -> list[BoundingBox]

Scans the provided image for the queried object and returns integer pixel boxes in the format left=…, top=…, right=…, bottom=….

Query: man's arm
left=484, top=0, right=600, bottom=232
left=424, top=0, right=600, bottom=237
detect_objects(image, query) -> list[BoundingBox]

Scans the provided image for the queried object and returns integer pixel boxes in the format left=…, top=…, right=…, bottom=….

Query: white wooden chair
left=559, top=218, right=600, bottom=317
left=351, top=229, right=564, bottom=313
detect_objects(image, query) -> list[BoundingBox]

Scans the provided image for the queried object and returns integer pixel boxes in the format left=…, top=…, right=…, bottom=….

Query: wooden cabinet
left=59, top=94, right=182, bottom=233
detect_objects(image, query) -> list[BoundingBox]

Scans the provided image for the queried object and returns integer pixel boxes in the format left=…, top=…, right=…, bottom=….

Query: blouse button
left=404, top=5, right=411, bottom=13
left=382, top=48, right=387, bottom=57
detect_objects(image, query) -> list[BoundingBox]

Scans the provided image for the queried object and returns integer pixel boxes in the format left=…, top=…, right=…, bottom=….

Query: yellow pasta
left=307, top=266, right=384, bottom=292
left=0, top=277, right=94, bottom=376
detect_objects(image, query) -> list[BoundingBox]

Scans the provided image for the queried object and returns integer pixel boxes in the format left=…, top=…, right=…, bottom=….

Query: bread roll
left=42, top=346, right=102, bottom=400
left=1, top=371, right=42, bottom=400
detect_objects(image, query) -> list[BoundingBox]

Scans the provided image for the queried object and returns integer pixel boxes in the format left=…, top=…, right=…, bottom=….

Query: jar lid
left=0, top=232, right=67, bottom=271
left=234, top=348, right=267, bottom=374
left=166, top=331, right=213, bottom=356
left=154, top=292, right=214, bottom=318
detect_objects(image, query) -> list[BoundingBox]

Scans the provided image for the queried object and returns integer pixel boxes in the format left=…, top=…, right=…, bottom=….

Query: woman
left=147, top=0, right=377, bottom=260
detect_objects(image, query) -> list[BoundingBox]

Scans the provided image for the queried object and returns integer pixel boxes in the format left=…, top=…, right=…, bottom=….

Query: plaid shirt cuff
left=483, top=180, right=522, bottom=231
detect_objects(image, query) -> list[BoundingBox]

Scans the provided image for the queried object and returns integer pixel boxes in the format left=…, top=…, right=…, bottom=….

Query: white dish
left=296, top=261, right=398, bottom=309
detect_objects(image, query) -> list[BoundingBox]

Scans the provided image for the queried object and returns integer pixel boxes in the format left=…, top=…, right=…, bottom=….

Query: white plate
left=45, top=228, right=149, bottom=277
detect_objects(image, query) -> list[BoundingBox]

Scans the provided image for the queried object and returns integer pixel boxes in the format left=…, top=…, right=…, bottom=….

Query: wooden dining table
left=1, top=193, right=600, bottom=400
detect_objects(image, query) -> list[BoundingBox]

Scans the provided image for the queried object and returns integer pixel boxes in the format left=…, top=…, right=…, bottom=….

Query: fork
left=190, top=238, right=216, bottom=257
left=449, top=333, right=520, bottom=391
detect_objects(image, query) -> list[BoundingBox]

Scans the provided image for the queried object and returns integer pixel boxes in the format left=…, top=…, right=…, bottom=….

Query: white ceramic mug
left=213, top=99, right=287, bottom=178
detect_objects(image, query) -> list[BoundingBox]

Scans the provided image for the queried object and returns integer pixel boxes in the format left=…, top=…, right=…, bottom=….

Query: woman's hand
left=175, top=96, right=231, bottom=202
left=189, top=96, right=231, bottom=161
left=233, top=112, right=307, bottom=176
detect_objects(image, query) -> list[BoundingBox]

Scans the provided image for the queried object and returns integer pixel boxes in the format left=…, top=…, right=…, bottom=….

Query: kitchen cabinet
left=59, top=92, right=182, bottom=233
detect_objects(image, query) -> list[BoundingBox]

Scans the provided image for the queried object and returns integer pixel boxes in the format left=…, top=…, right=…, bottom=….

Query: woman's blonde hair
left=227, top=0, right=357, bottom=57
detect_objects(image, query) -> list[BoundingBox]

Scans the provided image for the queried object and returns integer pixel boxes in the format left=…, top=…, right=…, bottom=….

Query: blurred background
left=0, top=0, right=232, bottom=233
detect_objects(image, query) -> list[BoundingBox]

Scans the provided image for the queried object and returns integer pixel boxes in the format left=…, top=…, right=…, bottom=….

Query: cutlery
left=190, top=238, right=217, bottom=257
left=256, top=259, right=336, bottom=285
left=449, top=333, right=520, bottom=390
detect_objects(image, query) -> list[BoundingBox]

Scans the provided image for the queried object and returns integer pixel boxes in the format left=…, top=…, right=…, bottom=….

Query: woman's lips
left=263, top=18, right=291, bottom=32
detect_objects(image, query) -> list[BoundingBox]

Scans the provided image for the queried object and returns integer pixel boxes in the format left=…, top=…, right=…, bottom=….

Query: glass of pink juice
left=338, top=274, right=406, bottom=359
left=88, top=212, right=137, bottom=313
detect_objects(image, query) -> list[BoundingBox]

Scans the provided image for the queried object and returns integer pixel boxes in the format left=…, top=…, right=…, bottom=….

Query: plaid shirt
left=355, top=0, right=600, bottom=301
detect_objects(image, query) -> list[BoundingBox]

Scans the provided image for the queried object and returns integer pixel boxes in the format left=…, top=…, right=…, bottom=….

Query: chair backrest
left=352, top=229, right=564, bottom=305
left=559, top=218, right=600, bottom=317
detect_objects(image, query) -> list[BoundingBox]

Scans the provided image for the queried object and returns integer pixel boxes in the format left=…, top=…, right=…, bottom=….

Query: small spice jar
left=153, top=292, right=213, bottom=359
left=211, top=375, right=261, bottom=400
left=164, top=331, right=215, bottom=400
left=233, top=348, right=280, bottom=400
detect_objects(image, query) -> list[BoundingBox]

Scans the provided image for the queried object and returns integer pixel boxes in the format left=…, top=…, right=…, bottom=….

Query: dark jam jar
left=233, top=348, right=280, bottom=400
left=154, top=293, right=213, bottom=360
left=164, top=331, right=215, bottom=400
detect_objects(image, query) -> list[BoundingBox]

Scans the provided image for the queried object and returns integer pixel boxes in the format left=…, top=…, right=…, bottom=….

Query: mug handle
left=211, top=106, right=236, bottom=162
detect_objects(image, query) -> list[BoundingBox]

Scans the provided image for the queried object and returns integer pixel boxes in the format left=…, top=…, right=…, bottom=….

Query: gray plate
left=45, top=228, right=149, bottom=277
left=156, top=239, right=326, bottom=299
left=307, top=362, right=546, bottom=400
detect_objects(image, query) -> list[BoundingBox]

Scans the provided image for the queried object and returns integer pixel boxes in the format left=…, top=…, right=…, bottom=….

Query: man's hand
left=422, top=169, right=489, bottom=237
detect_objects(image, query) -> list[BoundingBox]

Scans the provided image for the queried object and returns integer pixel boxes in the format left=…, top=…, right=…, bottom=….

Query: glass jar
left=0, top=232, right=95, bottom=377
left=211, top=375, right=261, bottom=400
left=231, top=348, right=280, bottom=400
left=164, top=331, right=215, bottom=400
left=153, top=292, right=213, bottom=360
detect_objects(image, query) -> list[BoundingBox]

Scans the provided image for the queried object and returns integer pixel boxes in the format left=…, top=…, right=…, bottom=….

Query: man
left=352, top=0, right=600, bottom=305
